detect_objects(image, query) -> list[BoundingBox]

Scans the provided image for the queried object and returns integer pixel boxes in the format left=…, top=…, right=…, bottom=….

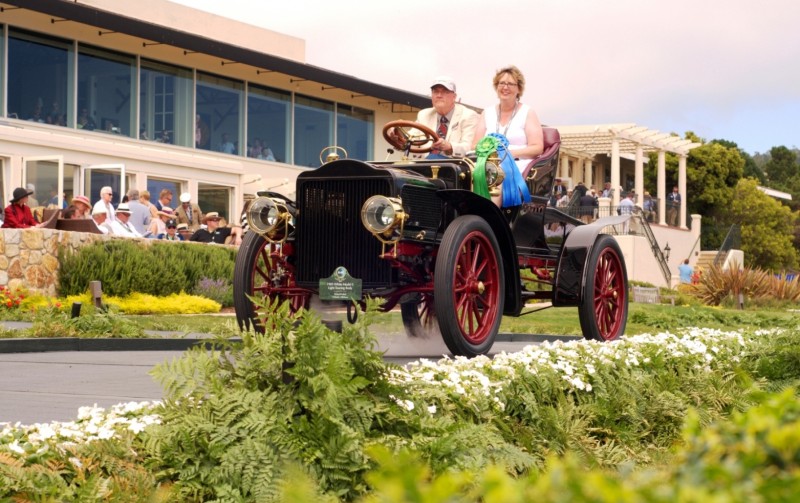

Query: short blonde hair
left=492, top=65, right=526, bottom=99
left=141, top=190, right=151, bottom=201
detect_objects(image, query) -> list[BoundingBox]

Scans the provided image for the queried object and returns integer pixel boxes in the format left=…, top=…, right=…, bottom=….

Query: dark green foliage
left=58, top=240, right=235, bottom=297
left=143, top=299, right=533, bottom=501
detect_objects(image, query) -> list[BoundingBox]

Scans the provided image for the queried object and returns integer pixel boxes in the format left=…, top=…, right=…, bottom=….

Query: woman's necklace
left=496, top=102, right=519, bottom=137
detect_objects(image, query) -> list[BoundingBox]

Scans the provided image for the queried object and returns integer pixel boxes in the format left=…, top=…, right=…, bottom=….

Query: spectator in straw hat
left=109, top=203, right=141, bottom=237
left=146, top=206, right=174, bottom=238
left=71, top=195, right=92, bottom=219
left=2, top=187, right=42, bottom=228
left=176, top=222, right=193, bottom=241
left=189, top=211, right=242, bottom=245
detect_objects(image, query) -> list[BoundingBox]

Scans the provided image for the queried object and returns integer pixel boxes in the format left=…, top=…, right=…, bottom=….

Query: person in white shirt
left=91, top=206, right=112, bottom=234
left=108, top=203, right=142, bottom=237
left=92, top=186, right=116, bottom=222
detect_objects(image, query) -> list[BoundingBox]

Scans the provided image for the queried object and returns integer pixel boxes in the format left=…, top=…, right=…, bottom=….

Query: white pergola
left=554, top=123, right=701, bottom=228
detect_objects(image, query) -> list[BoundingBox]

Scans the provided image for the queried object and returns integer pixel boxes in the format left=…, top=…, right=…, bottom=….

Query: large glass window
left=247, top=84, right=290, bottom=163
left=146, top=178, right=182, bottom=211
left=337, top=105, right=374, bottom=161
left=294, top=95, right=334, bottom=168
left=77, top=45, right=136, bottom=138
left=196, top=72, right=243, bottom=155
left=139, top=59, right=193, bottom=147
left=7, top=29, right=72, bottom=126
left=198, top=183, right=232, bottom=223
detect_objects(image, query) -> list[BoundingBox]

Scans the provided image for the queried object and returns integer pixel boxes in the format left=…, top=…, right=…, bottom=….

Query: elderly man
left=92, top=186, right=116, bottom=222
left=91, top=206, right=112, bottom=234
left=189, top=211, right=242, bottom=245
left=125, top=189, right=151, bottom=234
left=415, top=76, right=478, bottom=158
left=175, top=192, right=203, bottom=231
left=108, top=203, right=142, bottom=237
left=389, top=76, right=477, bottom=158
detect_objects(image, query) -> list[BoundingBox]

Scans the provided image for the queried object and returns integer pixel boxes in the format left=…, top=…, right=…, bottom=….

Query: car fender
left=553, top=215, right=630, bottom=307
left=435, top=189, right=522, bottom=315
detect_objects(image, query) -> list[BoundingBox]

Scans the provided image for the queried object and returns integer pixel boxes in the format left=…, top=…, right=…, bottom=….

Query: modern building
left=0, top=0, right=704, bottom=286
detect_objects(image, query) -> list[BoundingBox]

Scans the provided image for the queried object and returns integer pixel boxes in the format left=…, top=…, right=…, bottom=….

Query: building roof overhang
left=1, top=0, right=432, bottom=110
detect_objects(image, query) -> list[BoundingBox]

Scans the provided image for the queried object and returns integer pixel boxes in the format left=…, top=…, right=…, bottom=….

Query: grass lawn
left=122, top=302, right=799, bottom=338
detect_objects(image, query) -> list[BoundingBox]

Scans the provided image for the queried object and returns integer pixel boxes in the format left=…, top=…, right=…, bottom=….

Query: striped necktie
left=432, top=116, right=448, bottom=154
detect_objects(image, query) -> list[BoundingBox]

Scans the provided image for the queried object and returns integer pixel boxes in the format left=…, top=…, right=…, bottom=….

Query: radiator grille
left=401, top=185, right=443, bottom=229
left=296, top=178, right=393, bottom=288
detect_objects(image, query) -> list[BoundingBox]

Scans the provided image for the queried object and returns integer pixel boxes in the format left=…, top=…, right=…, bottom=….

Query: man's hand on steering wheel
left=382, top=120, right=440, bottom=154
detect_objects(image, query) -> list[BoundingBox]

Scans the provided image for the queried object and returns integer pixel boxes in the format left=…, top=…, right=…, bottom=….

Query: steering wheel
left=382, top=120, right=440, bottom=154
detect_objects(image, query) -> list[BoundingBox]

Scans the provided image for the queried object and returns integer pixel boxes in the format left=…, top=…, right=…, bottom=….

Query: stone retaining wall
left=2, top=229, right=126, bottom=296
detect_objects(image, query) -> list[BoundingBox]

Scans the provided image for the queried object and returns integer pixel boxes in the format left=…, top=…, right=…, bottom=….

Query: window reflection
left=198, top=183, right=231, bottom=223
left=196, top=72, right=243, bottom=154
left=337, top=105, right=374, bottom=161
left=294, top=95, right=334, bottom=168
left=140, top=59, right=193, bottom=147
left=78, top=45, right=135, bottom=138
left=7, top=29, right=72, bottom=127
left=247, top=84, right=290, bottom=163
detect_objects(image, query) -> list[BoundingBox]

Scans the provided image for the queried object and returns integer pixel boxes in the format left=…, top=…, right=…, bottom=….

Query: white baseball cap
left=430, top=76, right=456, bottom=92
left=180, top=192, right=191, bottom=203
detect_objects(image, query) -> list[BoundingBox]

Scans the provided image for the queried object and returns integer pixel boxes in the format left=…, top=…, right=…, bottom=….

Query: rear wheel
left=434, top=215, right=504, bottom=357
left=578, top=234, right=628, bottom=341
left=233, top=232, right=308, bottom=332
left=400, top=293, right=439, bottom=338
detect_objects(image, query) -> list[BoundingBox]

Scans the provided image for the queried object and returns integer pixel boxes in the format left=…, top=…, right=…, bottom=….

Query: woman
left=71, top=195, right=93, bottom=219
left=147, top=207, right=173, bottom=238
left=472, top=65, right=544, bottom=173
left=2, top=187, right=40, bottom=228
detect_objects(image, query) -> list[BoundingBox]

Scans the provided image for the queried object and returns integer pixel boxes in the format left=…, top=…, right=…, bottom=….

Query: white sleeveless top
left=483, top=102, right=530, bottom=172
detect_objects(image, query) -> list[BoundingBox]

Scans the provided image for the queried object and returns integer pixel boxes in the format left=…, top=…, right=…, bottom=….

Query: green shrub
left=58, top=240, right=235, bottom=297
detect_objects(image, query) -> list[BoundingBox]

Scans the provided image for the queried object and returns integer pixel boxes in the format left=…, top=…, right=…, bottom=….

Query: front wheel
left=233, top=232, right=308, bottom=332
left=578, top=234, right=628, bottom=341
left=434, top=215, right=504, bottom=357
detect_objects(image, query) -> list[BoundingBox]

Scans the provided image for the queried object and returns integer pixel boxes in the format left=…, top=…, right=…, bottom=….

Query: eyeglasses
left=497, top=81, right=518, bottom=88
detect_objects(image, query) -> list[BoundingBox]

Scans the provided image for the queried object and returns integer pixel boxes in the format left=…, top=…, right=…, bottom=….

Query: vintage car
left=233, top=120, right=629, bottom=357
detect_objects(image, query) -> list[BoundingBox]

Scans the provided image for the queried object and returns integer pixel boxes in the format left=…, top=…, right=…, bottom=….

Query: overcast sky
left=172, top=0, right=799, bottom=155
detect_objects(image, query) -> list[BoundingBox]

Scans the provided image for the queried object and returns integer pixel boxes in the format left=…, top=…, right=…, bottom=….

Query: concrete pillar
left=679, top=155, right=688, bottom=228
left=634, top=146, right=644, bottom=206
left=584, top=159, right=593, bottom=187
left=610, top=137, right=620, bottom=207
left=657, top=150, right=666, bottom=225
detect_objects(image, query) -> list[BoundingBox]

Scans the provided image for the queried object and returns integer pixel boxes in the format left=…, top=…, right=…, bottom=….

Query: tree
left=764, top=146, right=799, bottom=188
left=645, top=133, right=744, bottom=248
left=724, top=178, right=798, bottom=270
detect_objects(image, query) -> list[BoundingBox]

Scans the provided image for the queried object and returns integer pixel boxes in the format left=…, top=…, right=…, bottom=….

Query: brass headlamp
left=247, top=196, right=294, bottom=242
left=361, top=195, right=406, bottom=254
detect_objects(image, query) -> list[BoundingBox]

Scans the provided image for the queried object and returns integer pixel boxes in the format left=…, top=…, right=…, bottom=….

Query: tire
left=578, top=234, right=628, bottom=341
left=434, top=215, right=504, bottom=357
left=400, top=293, right=439, bottom=338
left=233, top=232, right=307, bottom=332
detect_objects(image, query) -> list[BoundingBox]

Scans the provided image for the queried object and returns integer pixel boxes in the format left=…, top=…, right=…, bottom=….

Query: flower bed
left=2, top=313, right=793, bottom=501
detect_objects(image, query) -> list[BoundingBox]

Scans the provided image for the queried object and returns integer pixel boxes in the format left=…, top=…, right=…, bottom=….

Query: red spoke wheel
left=400, top=293, right=439, bottom=338
left=579, top=235, right=628, bottom=341
left=233, top=232, right=308, bottom=332
left=434, top=216, right=504, bottom=357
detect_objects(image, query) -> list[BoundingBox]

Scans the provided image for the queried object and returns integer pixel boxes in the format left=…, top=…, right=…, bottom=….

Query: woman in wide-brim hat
left=71, top=195, right=92, bottom=219
left=146, top=206, right=174, bottom=238
left=2, top=187, right=39, bottom=229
